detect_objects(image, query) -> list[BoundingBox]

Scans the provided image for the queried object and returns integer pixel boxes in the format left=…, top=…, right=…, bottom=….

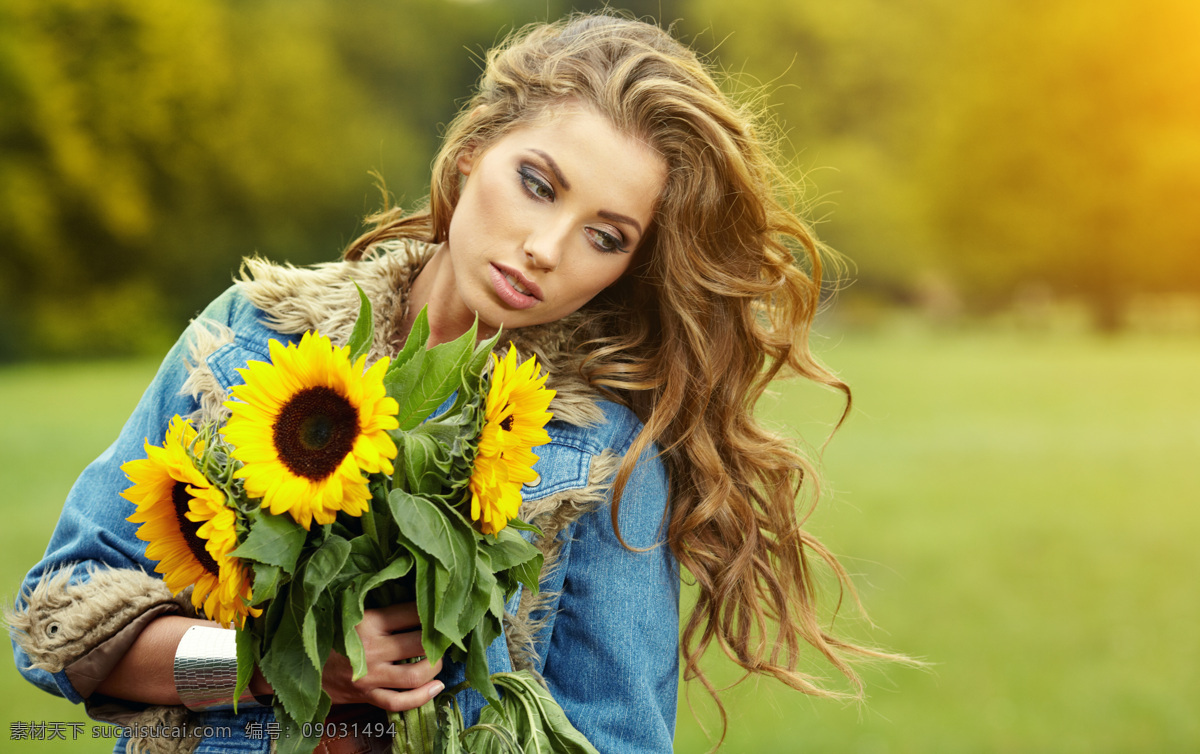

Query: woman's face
left=444, top=105, right=666, bottom=333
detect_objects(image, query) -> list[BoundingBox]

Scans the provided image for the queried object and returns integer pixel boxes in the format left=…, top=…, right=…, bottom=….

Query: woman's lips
left=490, top=263, right=541, bottom=310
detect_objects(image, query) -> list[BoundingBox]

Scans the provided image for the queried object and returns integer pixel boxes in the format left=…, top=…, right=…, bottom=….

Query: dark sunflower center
left=499, top=401, right=514, bottom=432
left=272, top=386, right=359, bottom=481
left=171, top=482, right=220, bottom=575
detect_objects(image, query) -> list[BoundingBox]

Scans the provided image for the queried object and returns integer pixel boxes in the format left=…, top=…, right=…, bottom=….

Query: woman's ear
left=457, top=145, right=477, bottom=177
left=457, top=106, right=488, bottom=176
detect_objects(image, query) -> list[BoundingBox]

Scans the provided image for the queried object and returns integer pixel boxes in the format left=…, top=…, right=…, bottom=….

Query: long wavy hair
left=346, top=11, right=892, bottom=735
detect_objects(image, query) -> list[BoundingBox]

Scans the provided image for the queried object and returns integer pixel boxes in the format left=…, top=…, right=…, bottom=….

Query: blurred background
left=2, top=0, right=1197, bottom=751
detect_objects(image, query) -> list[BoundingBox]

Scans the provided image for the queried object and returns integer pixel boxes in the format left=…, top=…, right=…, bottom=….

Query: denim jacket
left=10, top=245, right=679, bottom=753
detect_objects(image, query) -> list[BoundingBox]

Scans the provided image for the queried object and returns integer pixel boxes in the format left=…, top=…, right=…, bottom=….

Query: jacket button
left=524, top=472, right=541, bottom=488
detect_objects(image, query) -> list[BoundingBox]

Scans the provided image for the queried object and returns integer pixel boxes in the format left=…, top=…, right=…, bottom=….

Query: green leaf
left=395, top=408, right=480, bottom=497
left=272, top=692, right=332, bottom=754
left=347, top=533, right=381, bottom=574
left=506, top=689, right=549, bottom=754
left=468, top=672, right=600, bottom=754
left=390, top=489, right=477, bottom=651
left=301, top=602, right=320, bottom=672
left=250, top=563, right=282, bottom=605
left=432, top=513, right=478, bottom=647
left=469, top=326, right=502, bottom=377
left=361, top=549, right=415, bottom=594
left=488, top=577, right=507, bottom=621
left=389, top=490, right=460, bottom=568
left=434, top=695, right=465, bottom=754
left=259, top=582, right=289, bottom=638
left=259, top=587, right=323, bottom=723
left=508, top=552, right=544, bottom=596
left=393, top=317, right=479, bottom=431
left=302, top=591, right=337, bottom=693
left=414, top=554, right=455, bottom=662
left=230, top=506, right=307, bottom=574
left=409, top=416, right=465, bottom=448
left=233, top=626, right=257, bottom=712
left=301, top=535, right=352, bottom=607
left=471, top=671, right=545, bottom=753
left=390, top=304, right=431, bottom=374
left=297, top=537, right=350, bottom=670
left=337, top=576, right=369, bottom=678
left=399, top=431, right=447, bottom=496
left=503, top=517, right=543, bottom=536
left=481, top=527, right=542, bottom=571
left=462, top=723, right=522, bottom=754
left=335, top=549, right=418, bottom=680
left=346, top=282, right=375, bottom=363
left=449, top=328, right=502, bottom=413
left=460, top=556, right=498, bottom=639
left=500, top=672, right=600, bottom=754
left=384, top=346, right=427, bottom=428
left=465, top=619, right=501, bottom=711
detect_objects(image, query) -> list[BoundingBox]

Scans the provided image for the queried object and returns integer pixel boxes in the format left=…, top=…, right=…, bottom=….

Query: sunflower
left=222, top=331, right=399, bottom=530
left=122, top=416, right=261, bottom=628
left=469, top=347, right=556, bottom=535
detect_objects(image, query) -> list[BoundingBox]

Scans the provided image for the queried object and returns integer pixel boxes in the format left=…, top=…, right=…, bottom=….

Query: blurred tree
left=680, top=0, right=956, bottom=297
left=0, top=0, right=611, bottom=361
left=681, top=0, right=1200, bottom=329
left=923, top=0, right=1200, bottom=330
left=0, top=0, right=396, bottom=358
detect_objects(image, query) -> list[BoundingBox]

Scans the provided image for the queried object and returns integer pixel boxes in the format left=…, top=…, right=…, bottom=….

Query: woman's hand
left=320, top=603, right=444, bottom=712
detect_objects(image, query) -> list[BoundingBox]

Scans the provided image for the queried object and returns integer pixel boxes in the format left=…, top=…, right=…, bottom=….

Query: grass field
left=3, top=329, right=1198, bottom=752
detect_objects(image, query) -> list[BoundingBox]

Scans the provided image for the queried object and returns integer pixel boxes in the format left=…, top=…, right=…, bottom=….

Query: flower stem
left=362, top=502, right=379, bottom=547
left=390, top=698, right=438, bottom=754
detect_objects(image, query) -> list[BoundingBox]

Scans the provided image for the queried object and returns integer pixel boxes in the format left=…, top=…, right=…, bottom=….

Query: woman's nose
left=523, top=227, right=565, bottom=271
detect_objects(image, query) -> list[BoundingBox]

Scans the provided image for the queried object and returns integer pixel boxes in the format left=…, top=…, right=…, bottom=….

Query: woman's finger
left=362, top=629, right=426, bottom=664
left=373, top=655, right=443, bottom=691
left=360, top=603, right=421, bottom=634
left=365, top=679, right=446, bottom=714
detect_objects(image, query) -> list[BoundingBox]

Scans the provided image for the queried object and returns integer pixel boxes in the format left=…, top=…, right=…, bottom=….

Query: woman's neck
left=400, top=244, right=498, bottom=349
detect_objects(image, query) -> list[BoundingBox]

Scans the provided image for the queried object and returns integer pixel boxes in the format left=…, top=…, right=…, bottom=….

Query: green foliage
left=227, top=299, right=550, bottom=753
left=346, top=283, right=376, bottom=364
left=919, top=0, right=1200, bottom=328
left=460, top=672, right=600, bottom=754
left=9, top=0, right=1195, bottom=360
left=398, top=702, right=440, bottom=753
left=0, top=0, right=568, bottom=361
left=231, top=505, right=307, bottom=575
left=684, top=0, right=1200, bottom=329
left=389, top=309, right=483, bottom=431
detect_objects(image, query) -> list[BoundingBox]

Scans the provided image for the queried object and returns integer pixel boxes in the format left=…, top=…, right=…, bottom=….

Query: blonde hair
left=347, top=11, right=891, bottom=736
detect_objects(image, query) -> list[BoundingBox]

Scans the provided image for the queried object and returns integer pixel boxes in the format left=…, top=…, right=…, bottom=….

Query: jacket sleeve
left=529, top=418, right=680, bottom=753
left=7, top=287, right=251, bottom=707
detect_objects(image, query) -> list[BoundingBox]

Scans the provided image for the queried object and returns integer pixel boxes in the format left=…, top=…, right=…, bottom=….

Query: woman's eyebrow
left=598, top=210, right=643, bottom=238
left=531, top=149, right=571, bottom=189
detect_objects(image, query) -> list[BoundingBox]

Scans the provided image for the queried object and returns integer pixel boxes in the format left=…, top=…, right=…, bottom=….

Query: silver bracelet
left=173, top=625, right=268, bottom=711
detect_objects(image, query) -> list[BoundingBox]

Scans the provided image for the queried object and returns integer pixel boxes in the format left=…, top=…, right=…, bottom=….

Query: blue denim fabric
left=13, top=285, right=679, bottom=753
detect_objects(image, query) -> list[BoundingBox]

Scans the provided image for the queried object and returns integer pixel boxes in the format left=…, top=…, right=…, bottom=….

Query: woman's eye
left=519, top=167, right=554, bottom=200
left=586, top=228, right=624, bottom=253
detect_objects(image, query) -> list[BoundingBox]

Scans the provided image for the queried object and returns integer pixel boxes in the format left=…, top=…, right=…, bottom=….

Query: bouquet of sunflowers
left=121, top=286, right=598, bottom=754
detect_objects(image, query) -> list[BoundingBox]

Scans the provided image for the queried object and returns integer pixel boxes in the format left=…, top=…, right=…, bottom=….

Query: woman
left=10, top=12, right=879, bottom=753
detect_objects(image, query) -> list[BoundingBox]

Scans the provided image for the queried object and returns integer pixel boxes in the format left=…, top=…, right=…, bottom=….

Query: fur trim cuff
left=6, top=566, right=203, bottom=752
